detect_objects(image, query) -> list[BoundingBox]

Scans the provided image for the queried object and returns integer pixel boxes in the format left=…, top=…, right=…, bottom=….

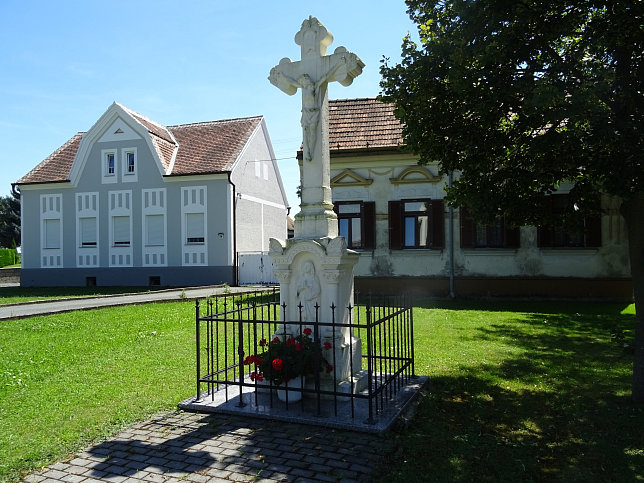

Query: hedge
left=0, top=248, right=18, bottom=268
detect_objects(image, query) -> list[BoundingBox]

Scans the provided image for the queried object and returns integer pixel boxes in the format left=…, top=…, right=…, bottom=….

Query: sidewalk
left=24, top=410, right=392, bottom=482
left=0, top=285, right=260, bottom=320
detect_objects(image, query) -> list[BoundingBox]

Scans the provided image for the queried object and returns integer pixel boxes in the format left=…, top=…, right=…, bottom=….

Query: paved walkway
left=23, top=410, right=392, bottom=482
left=0, top=285, right=260, bottom=320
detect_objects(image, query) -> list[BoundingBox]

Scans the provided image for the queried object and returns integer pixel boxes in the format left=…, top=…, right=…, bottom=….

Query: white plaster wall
left=331, top=153, right=631, bottom=280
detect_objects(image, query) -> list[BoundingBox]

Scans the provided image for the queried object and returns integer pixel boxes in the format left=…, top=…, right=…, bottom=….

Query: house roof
left=16, top=105, right=264, bottom=184
left=328, top=97, right=404, bottom=153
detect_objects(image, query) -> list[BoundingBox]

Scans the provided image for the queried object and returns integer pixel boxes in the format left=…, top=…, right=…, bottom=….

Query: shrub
left=0, top=248, right=18, bottom=267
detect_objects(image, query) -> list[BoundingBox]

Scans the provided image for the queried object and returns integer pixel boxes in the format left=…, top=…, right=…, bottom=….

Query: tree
left=0, top=191, right=21, bottom=248
left=380, top=1, right=643, bottom=400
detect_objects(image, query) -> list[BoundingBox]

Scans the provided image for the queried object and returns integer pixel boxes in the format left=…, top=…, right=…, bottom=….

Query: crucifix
left=269, top=16, right=364, bottom=239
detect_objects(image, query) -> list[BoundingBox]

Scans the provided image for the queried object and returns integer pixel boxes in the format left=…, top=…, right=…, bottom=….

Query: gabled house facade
left=322, top=98, right=632, bottom=299
left=15, top=102, right=289, bottom=287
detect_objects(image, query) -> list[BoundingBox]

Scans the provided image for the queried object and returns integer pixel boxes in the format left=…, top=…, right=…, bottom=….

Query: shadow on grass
left=381, top=309, right=643, bottom=482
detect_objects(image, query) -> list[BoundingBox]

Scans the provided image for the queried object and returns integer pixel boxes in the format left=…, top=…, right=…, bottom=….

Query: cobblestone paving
left=23, top=411, right=393, bottom=482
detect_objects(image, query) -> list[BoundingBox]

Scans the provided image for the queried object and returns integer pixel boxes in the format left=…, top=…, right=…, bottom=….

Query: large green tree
left=0, top=191, right=21, bottom=249
left=380, top=0, right=643, bottom=400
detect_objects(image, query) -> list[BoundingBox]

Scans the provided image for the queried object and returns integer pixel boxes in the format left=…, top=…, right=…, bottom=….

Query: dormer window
left=126, top=151, right=135, bottom=173
left=102, top=150, right=118, bottom=184
left=121, top=148, right=138, bottom=182
left=106, top=153, right=115, bottom=175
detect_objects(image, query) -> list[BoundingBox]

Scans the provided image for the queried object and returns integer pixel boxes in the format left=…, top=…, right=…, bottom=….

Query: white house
left=323, top=98, right=632, bottom=299
left=15, top=102, right=289, bottom=287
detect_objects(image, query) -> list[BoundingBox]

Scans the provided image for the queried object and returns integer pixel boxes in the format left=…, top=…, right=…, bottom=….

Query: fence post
left=365, top=303, right=375, bottom=425
left=237, top=301, right=247, bottom=408
left=195, top=299, right=201, bottom=400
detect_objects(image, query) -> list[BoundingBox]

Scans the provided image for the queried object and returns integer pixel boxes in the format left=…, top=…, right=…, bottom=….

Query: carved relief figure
left=296, top=260, right=321, bottom=321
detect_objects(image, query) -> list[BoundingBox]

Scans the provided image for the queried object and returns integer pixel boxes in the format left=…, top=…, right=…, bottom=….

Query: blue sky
left=0, top=0, right=416, bottom=212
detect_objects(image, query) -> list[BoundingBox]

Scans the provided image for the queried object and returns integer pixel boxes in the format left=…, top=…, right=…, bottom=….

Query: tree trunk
left=620, top=193, right=644, bottom=402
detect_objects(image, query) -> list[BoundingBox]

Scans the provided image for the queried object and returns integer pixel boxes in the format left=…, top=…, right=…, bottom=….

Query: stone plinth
left=269, top=236, right=364, bottom=391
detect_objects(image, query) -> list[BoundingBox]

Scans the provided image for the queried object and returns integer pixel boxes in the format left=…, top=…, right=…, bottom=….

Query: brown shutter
left=431, top=200, right=445, bottom=249
left=388, top=201, right=402, bottom=250
left=585, top=214, right=602, bottom=247
left=363, top=201, right=376, bottom=250
left=537, top=196, right=554, bottom=247
left=505, top=225, right=521, bottom=248
left=460, top=206, right=475, bottom=248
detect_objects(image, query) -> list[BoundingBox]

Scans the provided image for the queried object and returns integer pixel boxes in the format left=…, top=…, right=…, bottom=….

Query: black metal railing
left=194, top=288, right=414, bottom=423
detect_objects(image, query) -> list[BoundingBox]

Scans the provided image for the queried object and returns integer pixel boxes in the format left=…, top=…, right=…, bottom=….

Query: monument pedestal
left=269, top=236, right=365, bottom=395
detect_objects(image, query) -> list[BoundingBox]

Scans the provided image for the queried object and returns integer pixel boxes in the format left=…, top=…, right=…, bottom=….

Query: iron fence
left=194, top=288, right=415, bottom=423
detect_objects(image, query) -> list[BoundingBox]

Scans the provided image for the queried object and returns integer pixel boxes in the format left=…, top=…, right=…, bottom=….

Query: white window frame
left=142, top=188, right=167, bottom=267
left=122, top=147, right=138, bottom=182
left=102, top=149, right=118, bottom=184
left=40, top=194, right=63, bottom=268
left=181, top=186, right=208, bottom=266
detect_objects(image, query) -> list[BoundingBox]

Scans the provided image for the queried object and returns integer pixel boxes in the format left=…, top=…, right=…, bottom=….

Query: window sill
left=539, top=248, right=599, bottom=255
left=462, top=248, right=518, bottom=256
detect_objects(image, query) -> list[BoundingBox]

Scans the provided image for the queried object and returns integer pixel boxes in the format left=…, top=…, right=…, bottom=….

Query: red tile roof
left=17, top=133, right=84, bottom=184
left=168, top=117, right=262, bottom=175
left=17, top=107, right=263, bottom=184
left=328, top=97, right=404, bottom=152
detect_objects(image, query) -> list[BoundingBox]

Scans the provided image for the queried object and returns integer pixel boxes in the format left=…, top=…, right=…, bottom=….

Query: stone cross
left=269, top=16, right=364, bottom=239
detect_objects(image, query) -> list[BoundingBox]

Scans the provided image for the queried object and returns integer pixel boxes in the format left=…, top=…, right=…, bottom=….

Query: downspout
left=227, top=172, right=238, bottom=286
left=448, top=171, right=456, bottom=299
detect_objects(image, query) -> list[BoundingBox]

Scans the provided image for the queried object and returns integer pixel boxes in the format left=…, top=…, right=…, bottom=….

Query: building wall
left=331, top=152, right=632, bottom=298
left=230, top=121, right=288, bottom=253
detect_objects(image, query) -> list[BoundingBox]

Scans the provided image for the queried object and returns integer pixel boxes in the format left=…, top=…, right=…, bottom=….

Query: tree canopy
left=0, top=192, right=20, bottom=248
left=380, top=0, right=643, bottom=400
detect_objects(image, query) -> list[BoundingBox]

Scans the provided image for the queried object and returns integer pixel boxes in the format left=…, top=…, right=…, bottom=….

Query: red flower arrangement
left=244, top=329, right=334, bottom=386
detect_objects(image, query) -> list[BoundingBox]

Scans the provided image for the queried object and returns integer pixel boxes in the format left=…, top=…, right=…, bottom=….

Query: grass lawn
left=0, top=286, right=167, bottom=306
left=380, top=300, right=642, bottom=482
left=0, top=298, right=641, bottom=482
left=0, top=301, right=197, bottom=482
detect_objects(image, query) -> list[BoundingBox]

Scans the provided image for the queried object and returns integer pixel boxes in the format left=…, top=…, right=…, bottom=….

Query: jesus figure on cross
left=272, top=57, right=347, bottom=162
left=269, top=16, right=364, bottom=239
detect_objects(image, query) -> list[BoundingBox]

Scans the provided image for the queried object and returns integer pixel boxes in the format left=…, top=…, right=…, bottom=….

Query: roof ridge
left=168, top=115, right=263, bottom=129
left=330, top=97, right=380, bottom=103
left=116, top=102, right=169, bottom=131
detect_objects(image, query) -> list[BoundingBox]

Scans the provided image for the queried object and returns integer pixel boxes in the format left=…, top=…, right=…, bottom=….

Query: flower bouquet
left=244, top=327, right=333, bottom=388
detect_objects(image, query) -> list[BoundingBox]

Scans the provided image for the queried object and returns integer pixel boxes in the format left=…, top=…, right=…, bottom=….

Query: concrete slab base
left=178, top=375, right=429, bottom=434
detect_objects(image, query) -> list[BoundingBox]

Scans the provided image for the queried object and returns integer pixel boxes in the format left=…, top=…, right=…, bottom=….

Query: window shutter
left=146, top=215, right=164, bottom=246
left=537, top=196, right=554, bottom=247
left=505, top=226, right=521, bottom=248
left=186, top=213, right=205, bottom=239
left=45, top=219, right=61, bottom=249
left=459, top=207, right=475, bottom=248
left=388, top=201, right=402, bottom=250
left=585, top=214, right=602, bottom=247
left=431, top=200, right=445, bottom=249
left=80, top=217, right=97, bottom=245
left=113, top=216, right=130, bottom=245
left=363, top=201, right=376, bottom=250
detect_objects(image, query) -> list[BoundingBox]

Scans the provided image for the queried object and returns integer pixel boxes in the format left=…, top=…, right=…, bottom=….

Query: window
left=145, top=214, right=164, bottom=246
left=538, top=194, right=601, bottom=248
left=112, top=216, right=131, bottom=246
left=460, top=207, right=520, bottom=248
left=389, top=199, right=444, bottom=249
left=44, top=219, right=61, bottom=249
left=333, top=201, right=376, bottom=250
left=126, top=151, right=135, bottom=174
left=106, top=153, right=115, bottom=176
left=79, top=217, right=97, bottom=247
left=186, top=212, right=205, bottom=244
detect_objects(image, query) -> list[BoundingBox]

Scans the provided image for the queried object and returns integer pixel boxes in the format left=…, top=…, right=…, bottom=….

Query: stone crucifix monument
left=268, top=16, right=365, bottom=394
